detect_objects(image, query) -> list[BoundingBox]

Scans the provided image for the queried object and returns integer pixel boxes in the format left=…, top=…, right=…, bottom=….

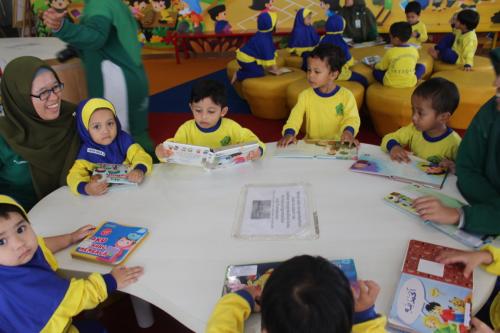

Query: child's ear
left=221, top=106, right=229, bottom=117
left=331, top=69, right=340, bottom=81
left=438, top=112, right=451, bottom=123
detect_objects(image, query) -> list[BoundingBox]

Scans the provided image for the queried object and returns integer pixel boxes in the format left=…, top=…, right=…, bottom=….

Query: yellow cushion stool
left=432, top=55, right=493, bottom=73
left=277, top=49, right=305, bottom=69
left=431, top=70, right=496, bottom=130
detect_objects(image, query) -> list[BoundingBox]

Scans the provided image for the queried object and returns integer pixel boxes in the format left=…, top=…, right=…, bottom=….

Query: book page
left=162, top=142, right=211, bottom=167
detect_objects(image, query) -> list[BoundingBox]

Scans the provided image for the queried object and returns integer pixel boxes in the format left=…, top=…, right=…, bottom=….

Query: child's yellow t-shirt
left=452, top=30, right=477, bottom=67
left=408, top=21, right=428, bottom=45
left=375, top=45, right=420, bottom=88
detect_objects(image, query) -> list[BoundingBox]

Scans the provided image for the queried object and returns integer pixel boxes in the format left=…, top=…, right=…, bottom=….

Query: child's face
left=88, top=108, right=118, bottom=146
left=190, top=97, right=228, bottom=129
left=406, top=12, right=419, bottom=25
left=216, top=11, right=227, bottom=21
left=411, top=95, right=445, bottom=132
left=304, top=13, right=313, bottom=26
left=454, top=20, right=467, bottom=32
left=0, top=212, right=38, bottom=267
left=307, top=57, right=338, bottom=90
left=390, top=34, right=403, bottom=45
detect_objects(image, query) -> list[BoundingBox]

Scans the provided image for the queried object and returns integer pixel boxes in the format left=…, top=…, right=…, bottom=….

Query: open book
left=274, top=140, right=358, bottom=160
left=388, top=239, right=472, bottom=333
left=71, top=221, right=148, bottom=266
left=350, top=153, right=448, bottom=189
left=267, top=67, right=293, bottom=75
left=384, top=185, right=495, bottom=249
left=362, top=55, right=381, bottom=66
left=92, top=163, right=137, bottom=187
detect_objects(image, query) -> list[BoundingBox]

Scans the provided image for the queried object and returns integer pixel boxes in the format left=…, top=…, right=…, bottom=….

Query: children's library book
left=362, top=55, right=381, bottom=66
left=349, top=153, right=448, bottom=189
left=268, top=67, right=293, bottom=75
left=161, top=141, right=259, bottom=169
left=274, top=140, right=358, bottom=160
left=384, top=185, right=495, bottom=249
left=71, top=221, right=148, bottom=266
left=388, top=240, right=473, bottom=333
left=222, top=258, right=358, bottom=296
left=92, top=163, right=136, bottom=186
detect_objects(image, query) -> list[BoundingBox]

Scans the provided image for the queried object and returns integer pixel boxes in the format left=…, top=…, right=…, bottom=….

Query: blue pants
left=73, top=319, right=108, bottom=333
left=349, top=71, right=369, bottom=88
left=236, top=60, right=265, bottom=81
left=435, top=34, right=458, bottom=64
left=373, top=64, right=426, bottom=84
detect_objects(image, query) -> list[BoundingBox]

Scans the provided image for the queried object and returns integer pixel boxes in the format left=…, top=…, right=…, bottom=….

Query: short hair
left=405, top=1, right=421, bottom=15
left=320, top=0, right=341, bottom=11
left=413, top=77, right=460, bottom=115
left=425, top=302, right=441, bottom=312
left=208, top=5, right=226, bottom=21
left=189, top=79, right=227, bottom=108
left=457, top=9, right=479, bottom=31
left=0, top=204, right=28, bottom=222
left=261, top=255, right=354, bottom=333
left=389, top=21, right=412, bottom=42
left=308, top=43, right=346, bottom=73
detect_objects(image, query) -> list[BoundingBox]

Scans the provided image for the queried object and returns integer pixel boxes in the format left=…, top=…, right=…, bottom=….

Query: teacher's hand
left=43, top=8, right=66, bottom=31
left=412, top=196, right=460, bottom=225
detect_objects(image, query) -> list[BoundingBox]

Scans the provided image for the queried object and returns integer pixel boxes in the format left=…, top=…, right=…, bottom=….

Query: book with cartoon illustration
left=349, top=153, right=448, bottom=189
left=388, top=240, right=473, bottom=333
left=92, top=163, right=137, bottom=186
left=71, top=221, right=149, bottom=266
left=161, top=141, right=212, bottom=167
left=222, top=259, right=358, bottom=296
left=384, top=185, right=496, bottom=249
left=274, top=140, right=359, bottom=160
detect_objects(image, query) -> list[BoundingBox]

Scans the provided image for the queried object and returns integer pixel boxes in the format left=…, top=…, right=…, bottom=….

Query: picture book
left=384, top=185, right=496, bottom=249
left=71, top=221, right=148, bottom=266
left=274, top=140, right=359, bottom=160
left=222, top=258, right=358, bottom=296
left=388, top=240, right=473, bottom=333
left=161, top=141, right=211, bottom=167
left=92, top=163, right=136, bottom=186
left=349, top=153, right=448, bottom=189
left=362, top=55, right=381, bottom=66
left=268, top=67, right=293, bottom=76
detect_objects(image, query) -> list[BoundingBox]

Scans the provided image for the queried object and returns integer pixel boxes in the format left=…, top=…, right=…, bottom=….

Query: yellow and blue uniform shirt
left=67, top=98, right=152, bottom=195
left=283, top=86, right=360, bottom=140
left=381, top=124, right=462, bottom=162
left=452, top=30, right=477, bottom=67
left=375, top=45, right=420, bottom=88
left=408, top=21, right=428, bottom=45
left=287, top=8, right=320, bottom=56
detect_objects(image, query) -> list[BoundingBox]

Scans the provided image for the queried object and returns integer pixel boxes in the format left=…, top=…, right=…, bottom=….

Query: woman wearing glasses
left=0, top=56, right=80, bottom=210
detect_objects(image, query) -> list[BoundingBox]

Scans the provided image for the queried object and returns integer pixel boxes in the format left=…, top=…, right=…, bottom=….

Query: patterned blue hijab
left=76, top=98, right=134, bottom=164
left=320, top=12, right=352, bottom=61
left=288, top=9, right=320, bottom=49
left=240, top=12, right=277, bottom=61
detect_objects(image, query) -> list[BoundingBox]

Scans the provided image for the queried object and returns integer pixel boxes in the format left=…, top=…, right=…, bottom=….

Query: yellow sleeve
left=282, top=90, right=307, bottom=136
left=256, top=51, right=278, bottom=67
left=66, top=159, right=95, bottom=195
left=340, top=90, right=360, bottom=136
left=352, top=315, right=388, bottom=333
left=381, top=124, right=415, bottom=153
left=125, top=143, right=153, bottom=174
left=375, top=50, right=391, bottom=70
left=206, top=293, right=252, bottom=333
left=236, top=124, right=267, bottom=155
left=38, top=236, right=58, bottom=271
left=417, top=22, right=428, bottom=43
left=462, top=34, right=477, bottom=67
left=481, top=245, right=500, bottom=276
left=167, top=122, right=190, bottom=144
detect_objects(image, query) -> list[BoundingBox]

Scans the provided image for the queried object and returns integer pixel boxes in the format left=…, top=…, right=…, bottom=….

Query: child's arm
left=374, top=51, right=391, bottom=71
left=380, top=125, right=414, bottom=163
left=125, top=143, right=153, bottom=184
left=156, top=124, right=190, bottom=162
left=417, top=23, right=428, bottom=43
left=437, top=246, right=496, bottom=278
left=278, top=92, right=307, bottom=147
left=43, top=225, right=96, bottom=254
left=352, top=280, right=388, bottom=333
left=469, top=317, right=497, bottom=333
left=339, top=91, right=361, bottom=147
left=461, top=34, right=477, bottom=71
left=67, top=160, right=108, bottom=196
left=237, top=125, right=266, bottom=159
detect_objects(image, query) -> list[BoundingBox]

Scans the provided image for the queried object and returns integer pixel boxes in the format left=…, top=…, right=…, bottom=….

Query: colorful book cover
left=92, top=163, right=136, bottom=186
left=71, top=221, right=148, bottom=266
left=205, top=141, right=259, bottom=170
left=384, top=185, right=495, bottom=249
left=274, top=140, right=358, bottom=160
left=350, top=153, right=448, bottom=189
left=161, top=141, right=211, bottom=167
left=222, top=259, right=358, bottom=296
left=388, top=240, right=473, bottom=333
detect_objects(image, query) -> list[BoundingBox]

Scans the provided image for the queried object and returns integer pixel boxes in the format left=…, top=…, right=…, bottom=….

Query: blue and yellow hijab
left=320, top=12, right=352, bottom=61
left=288, top=9, right=320, bottom=49
left=0, top=195, right=70, bottom=332
left=239, top=11, right=278, bottom=62
left=76, top=98, right=134, bottom=164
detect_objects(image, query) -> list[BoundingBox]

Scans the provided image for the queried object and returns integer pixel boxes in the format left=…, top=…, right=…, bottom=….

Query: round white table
left=28, top=143, right=497, bottom=333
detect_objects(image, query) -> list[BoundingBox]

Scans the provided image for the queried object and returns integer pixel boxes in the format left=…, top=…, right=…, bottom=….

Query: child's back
left=287, top=8, right=320, bottom=56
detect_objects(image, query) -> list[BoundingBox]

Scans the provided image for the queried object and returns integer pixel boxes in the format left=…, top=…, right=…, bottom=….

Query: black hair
left=208, top=5, right=226, bottom=21
left=0, top=204, right=28, bottom=222
left=457, top=9, right=479, bottom=31
left=425, top=302, right=441, bottom=312
left=320, top=0, right=341, bottom=11
left=413, top=77, right=460, bottom=115
left=308, top=43, right=346, bottom=73
left=261, top=255, right=354, bottom=333
left=249, top=0, right=271, bottom=11
left=189, top=79, right=227, bottom=108
left=405, top=1, right=421, bottom=15
left=389, top=21, right=412, bottom=42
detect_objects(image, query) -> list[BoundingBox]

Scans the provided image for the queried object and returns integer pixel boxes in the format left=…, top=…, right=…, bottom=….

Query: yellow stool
left=241, top=68, right=306, bottom=119
left=286, top=78, right=365, bottom=110
left=277, top=49, right=305, bottom=69
left=366, top=82, right=420, bottom=137
left=433, top=56, right=493, bottom=73
left=431, top=70, right=496, bottom=129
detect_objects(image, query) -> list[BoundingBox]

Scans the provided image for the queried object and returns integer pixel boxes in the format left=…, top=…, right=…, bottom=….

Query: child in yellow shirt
left=405, top=2, right=428, bottom=45
left=278, top=43, right=360, bottom=147
left=156, top=79, right=265, bottom=160
left=381, top=77, right=462, bottom=170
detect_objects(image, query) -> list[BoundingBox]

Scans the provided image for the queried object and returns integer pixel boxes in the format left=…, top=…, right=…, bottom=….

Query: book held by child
left=92, top=163, right=137, bottom=187
left=274, top=140, right=358, bottom=160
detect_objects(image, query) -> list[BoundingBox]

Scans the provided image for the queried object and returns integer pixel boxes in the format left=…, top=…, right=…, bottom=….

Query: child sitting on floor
left=287, top=8, right=319, bottom=57
left=428, top=9, right=479, bottom=71
left=67, top=98, right=153, bottom=196
left=278, top=43, right=360, bottom=147
left=0, top=195, right=144, bottom=333
left=206, top=255, right=388, bottom=332
left=155, top=79, right=265, bottom=160
left=372, top=22, right=425, bottom=88
left=405, top=1, right=428, bottom=45
left=381, top=77, right=462, bottom=170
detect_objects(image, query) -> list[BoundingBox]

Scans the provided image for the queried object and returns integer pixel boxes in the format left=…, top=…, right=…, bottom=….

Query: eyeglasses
left=30, top=83, right=64, bottom=101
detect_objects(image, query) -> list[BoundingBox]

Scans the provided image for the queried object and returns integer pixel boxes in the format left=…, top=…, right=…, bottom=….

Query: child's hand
left=277, top=134, right=297, bottom=147
left=439, top=158, right=456, bottom=174
left=340, top=130, right=359, bottom=147
left=247, top=148, right=262, bottom=161
left=244, top=285, right=262, bottom=312
left=155, top=144, right=173, bottom=160
left=412, top=31, right=419, bottom=38
left=127, top=169, right=145, bottom=184
left=389, top=145, right=411, bottom=163
left=469, top=317, right=496, bottom=333
left=436, top=249, right=493, bottom=278
left=353, top=280, right=380, bottom=312
left=70, top=225, right=95, bottom=244
left=85, top=179, right=108, bottom=196
left=111, top=265, right=144, bottom=289
left=412, top=196, right=461, bottom=225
